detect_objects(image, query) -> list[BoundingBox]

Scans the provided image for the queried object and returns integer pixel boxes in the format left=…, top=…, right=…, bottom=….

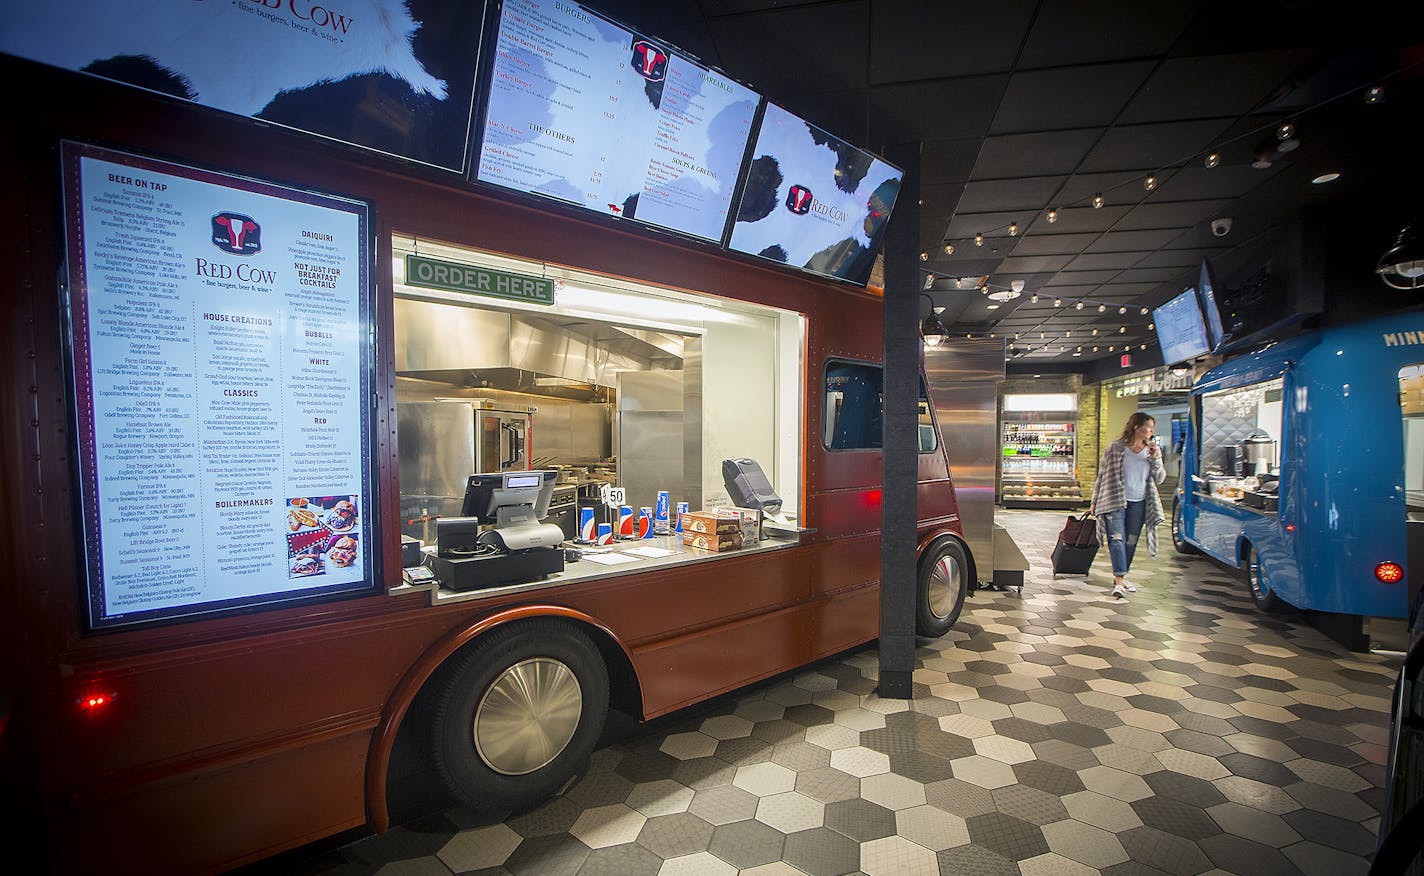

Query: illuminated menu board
left=727, top=103, right=904, bottom=286
left=1153, top=288, right=1211, bottom=366
left=2, top=1, right=484, bottom=172
left=476, top=0, right=759, bottom=243
left=61, top=143, right=377, bottom=630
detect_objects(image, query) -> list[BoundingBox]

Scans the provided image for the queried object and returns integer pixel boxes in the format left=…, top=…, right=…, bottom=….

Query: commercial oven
left=397, top=399, right=536, bottom=541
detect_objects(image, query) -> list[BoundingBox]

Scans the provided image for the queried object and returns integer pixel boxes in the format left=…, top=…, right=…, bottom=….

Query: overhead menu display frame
left=475, top=0, right=760, bottom=244
left=60, top=142, right=378, bottom=631
left=2, top=1, right=485, bottom=173
left=727, top=103, right=904, bottom=286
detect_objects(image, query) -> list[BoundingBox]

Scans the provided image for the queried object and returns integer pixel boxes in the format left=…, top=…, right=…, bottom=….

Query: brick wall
left=1078, top=384, right=1100, bottom=501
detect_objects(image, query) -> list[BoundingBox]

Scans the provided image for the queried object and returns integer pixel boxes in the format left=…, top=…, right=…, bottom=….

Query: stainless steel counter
left=391, top=534, right=800, bottom=606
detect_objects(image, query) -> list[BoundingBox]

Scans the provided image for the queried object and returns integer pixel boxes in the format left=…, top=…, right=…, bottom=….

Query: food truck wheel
left=1171, top=500, right=1198, bottom=555
left=426, top=619, right=609, bottom=811
left=1242, top=543, right=1284, bottom=612
left=918, top=539, right=968, bottom=637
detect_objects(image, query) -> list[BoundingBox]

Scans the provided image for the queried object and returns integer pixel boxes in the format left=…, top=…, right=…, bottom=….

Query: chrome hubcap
left=474, top=658, right=582, bottom=776
left=928, top=553, right=962, bottom=619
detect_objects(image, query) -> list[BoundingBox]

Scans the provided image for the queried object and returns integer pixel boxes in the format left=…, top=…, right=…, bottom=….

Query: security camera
left=1211, top=218, right=1233, bottom=237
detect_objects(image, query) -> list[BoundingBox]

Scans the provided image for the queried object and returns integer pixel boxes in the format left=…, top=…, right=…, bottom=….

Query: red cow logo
left=786, top=185, right=813, bottom=215
left=212, top=212, right=261, bottom=255
left=630, top=40, right=668, bottom=81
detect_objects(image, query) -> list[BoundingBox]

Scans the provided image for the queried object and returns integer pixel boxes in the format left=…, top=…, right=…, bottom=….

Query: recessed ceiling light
left=987, top=303, right=1000, bottom=309
left=1312, top=172, right=1341, bottom=184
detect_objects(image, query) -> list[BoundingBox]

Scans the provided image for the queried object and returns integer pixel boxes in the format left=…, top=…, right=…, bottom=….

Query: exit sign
left=1120, top=353, right=1133, bottom=368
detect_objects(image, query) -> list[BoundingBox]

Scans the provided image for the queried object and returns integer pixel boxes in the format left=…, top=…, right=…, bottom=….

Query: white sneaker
left=1112, top=583, right=1128, bottom=599
left=1120, top=581, right=1138, bottom=592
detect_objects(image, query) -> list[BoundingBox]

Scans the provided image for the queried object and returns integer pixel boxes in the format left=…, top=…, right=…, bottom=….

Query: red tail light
left=1375, top=562, right=1403, bottom=584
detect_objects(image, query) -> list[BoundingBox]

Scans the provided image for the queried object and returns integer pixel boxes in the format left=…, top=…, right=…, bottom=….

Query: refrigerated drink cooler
left=398, top=399, right=535, bottom=542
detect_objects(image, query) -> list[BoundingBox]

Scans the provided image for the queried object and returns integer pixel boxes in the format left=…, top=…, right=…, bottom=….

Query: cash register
left=426, top=470, right=566, bottom=591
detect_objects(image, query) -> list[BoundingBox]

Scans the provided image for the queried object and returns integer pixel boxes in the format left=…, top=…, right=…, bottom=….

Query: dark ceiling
left=589, top=0, right=1424, bottom=368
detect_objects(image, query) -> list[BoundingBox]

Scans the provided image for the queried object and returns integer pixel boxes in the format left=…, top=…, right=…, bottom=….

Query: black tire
left=917, top=538, right=969, bottom=637
left=425, top=619, right=609, bottom=812
left=1171, top=499, right=1198, bottom=555
left=1242, top=542, right=1284, bottom=612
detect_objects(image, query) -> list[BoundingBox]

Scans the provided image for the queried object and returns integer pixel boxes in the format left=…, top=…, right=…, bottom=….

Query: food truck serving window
left=389, top=234, right=805, bottom=528
left=1197, top=378, right=1284, bottom=480
left=60, top=143, right=379, bottom=631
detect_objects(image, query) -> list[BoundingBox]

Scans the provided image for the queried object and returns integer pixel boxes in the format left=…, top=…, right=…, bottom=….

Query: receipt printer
left=721, top=458, right=782, bottom=515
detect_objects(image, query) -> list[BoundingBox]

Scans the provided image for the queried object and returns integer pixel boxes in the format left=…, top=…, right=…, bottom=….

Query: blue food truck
left=1171, top=311, right=1421, bottom=635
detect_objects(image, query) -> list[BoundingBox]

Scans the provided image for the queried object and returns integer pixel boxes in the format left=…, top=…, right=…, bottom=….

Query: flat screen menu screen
left=727, top=103, right=904, bottom=286
left=1, top=1, right=485, bottom=172
left=1197, top=259, right=1226, bottom=352
left=476, top=0, right=759, bottom=243
left=61, top=142, right=378, bottom=630
left=1153, top=288, right=1211, bottom=366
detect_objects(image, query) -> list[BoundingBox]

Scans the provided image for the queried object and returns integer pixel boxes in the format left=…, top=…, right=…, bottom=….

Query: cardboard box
left=682, top=510, right=742, bottom=535
left=728, top=506, right=762, bottom=545
left=683, top=531, right=743, bottom=552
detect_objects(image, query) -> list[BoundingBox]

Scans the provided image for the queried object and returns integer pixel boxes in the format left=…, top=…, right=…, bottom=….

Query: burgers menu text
left=63, top=143, right=375, bottom=629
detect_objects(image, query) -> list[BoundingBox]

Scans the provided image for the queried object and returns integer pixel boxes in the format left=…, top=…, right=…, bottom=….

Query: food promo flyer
left=64, top=143, right=374, bottom=628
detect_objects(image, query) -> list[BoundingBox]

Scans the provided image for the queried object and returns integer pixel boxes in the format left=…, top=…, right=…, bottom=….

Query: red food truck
left=0, top=5, right=979, bottom=871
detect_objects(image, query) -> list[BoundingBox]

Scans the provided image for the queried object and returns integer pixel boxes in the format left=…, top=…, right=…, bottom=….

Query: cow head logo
left=786, top=185, right=813, bottom=215
left=212, top=212, right=261, bottom=256
left=630, top=40, right=668, bottom=82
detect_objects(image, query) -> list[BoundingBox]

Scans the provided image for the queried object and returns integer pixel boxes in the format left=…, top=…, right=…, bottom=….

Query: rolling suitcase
left=1051, top=513, right=1098, bottom=578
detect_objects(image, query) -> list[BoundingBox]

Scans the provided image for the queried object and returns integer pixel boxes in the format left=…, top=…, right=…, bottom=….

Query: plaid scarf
left=1092, top=439, right=1166, bottom=558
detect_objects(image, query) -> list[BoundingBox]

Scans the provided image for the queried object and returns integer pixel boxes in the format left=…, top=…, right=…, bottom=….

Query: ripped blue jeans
left=1101, top=500, right=1146, bottom=577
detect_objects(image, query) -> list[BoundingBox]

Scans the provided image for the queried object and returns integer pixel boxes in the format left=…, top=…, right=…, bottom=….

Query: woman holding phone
left=1089, top=412, right=1166, bottom=599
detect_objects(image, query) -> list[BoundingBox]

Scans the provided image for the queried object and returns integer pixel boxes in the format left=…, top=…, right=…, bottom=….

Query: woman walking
left=1090, top=412, right=1166, bottom=599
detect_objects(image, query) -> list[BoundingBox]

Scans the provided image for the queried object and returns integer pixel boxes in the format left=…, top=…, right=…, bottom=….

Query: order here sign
left=404, top=254, right=554, bottom=306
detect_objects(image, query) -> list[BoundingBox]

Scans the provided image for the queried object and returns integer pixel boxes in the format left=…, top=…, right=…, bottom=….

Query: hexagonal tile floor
left=276, top=509, right=1401, bottom=875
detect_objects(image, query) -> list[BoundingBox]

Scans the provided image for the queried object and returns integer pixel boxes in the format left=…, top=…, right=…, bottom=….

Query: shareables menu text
left=65, top=144, right=373, bottom=628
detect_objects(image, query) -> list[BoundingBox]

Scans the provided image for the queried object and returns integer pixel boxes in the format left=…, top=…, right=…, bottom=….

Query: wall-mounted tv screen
left=60, top=142, right=379, bottom=630
left=0, top=0, right=486, bottom=173
left=1196, top=258, right=1226, bottom=352
left=476, top=0, right=759, bottom=244
left=1153, top=287, right=1211, bottom=366
left=727, top=103, right=903, bottom=286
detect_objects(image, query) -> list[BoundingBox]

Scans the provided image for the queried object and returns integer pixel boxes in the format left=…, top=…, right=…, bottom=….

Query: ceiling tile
left=1115, top=266, right=1197, bottom=284
left=998, top=254, right=1075, bottom=274
left=1026, top=204, right=1131, bottom=234
left=1134, top=248, right=1219, bottom=268
left=1077, top=119, right=1234, bottom=173
left=1049, top=269, right=1123, bottom=285
left=1118, top=49, right=1314, bottom=124
left=1018, top=0, right=1202, bottom=68
left=920, top=182, right=966, bottom=218
left=1094, top=281, right=1160, bottom=297
left=990, top=61, right=1157, bottom=134
left=1083, top=228, right=1184, bottom=252
left=972, top=129, right=1102, bottom=178
left=1052, top=171, right=1149, bottom=206
left=869, top=0, right=1035, bottom=83
left=1066, top=252, right=1144, bottom=271
left=1115, top=198, right=1232, bottom=230
left=945, top=210, right=1034, bottom=240
left=1145, top=164, right=1282, bottom=202
left=869, top=75, right=1009, bottom=142
left=1009, top=232, right=1101, bottom=255
left=957, top=176, right=1068, bottom=213
left=709, top=3, right=870, bottom=94
left=921, top=139, right=982, bottom=184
